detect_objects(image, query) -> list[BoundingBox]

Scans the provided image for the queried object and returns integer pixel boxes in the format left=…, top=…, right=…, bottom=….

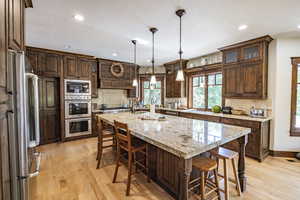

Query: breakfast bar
left=97, top=112, right=251, bottom=200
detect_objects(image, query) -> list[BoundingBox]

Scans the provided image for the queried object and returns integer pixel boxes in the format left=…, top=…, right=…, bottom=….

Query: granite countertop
left=157, top=108, right=272, bottom=122
left=97, top=112, right=251, bottom=159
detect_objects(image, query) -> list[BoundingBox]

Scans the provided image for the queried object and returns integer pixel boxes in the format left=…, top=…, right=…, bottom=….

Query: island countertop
left=97, top=112, right=251, bottom=159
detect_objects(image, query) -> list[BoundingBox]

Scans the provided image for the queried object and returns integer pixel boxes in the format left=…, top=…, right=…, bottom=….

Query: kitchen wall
left=92, top=89, right=129, bottom=108
left=269, top=36, right=300, bottom=152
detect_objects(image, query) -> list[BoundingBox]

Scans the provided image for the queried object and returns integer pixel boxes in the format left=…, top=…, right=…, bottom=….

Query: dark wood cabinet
left=25, top=48, right=62, bottom=77
left=220, top=35, right=272, bottom=99
left=91, top=60, right=98, bottom=98
left=98, top=59, right=135, bottom=89
left=127, top=87, right=137, bottom=98
left=39, top=77, right=60, bottom=144
left=77, top=57, right=92, bottom=80
left=63, top=55, right=78, bottom=79
left=164, top=60, right=187, bottom=98
left=8, top=0, right=24, bottom=51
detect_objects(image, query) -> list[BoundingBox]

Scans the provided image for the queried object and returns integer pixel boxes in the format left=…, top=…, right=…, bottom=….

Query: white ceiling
left=26, top=0, right=300, bottom=66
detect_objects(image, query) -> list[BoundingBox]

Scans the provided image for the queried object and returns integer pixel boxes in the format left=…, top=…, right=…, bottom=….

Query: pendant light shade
left=176, top=9, right=186, bottom=81
left=150, top=27, right=158, bottom=88
left=131, top=40, right=138, bottom=87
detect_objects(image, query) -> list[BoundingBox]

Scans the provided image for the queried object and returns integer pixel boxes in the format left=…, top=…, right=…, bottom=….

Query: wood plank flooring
left=30, top=137, right=300, bottom=200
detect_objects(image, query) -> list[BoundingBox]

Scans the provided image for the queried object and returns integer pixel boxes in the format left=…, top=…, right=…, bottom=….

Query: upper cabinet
left=219, top=35, right=273, bottom=99
left=164, top=60, right=187, bottom=98
left=91, top=60, right=98, bottom=98
left=8, top=0, right=24, bottom=51
left=26, top=47, right=62, bottom=77
left=64, top=56, right=92, bottom=80
left=98, top=59, right=136, bottom=89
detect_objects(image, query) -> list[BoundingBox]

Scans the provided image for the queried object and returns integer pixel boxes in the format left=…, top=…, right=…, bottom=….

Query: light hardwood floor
left=30, top=137, right=300, bottom=200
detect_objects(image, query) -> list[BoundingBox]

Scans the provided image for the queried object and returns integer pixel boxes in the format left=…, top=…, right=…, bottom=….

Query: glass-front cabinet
left=241, top=44, right=261, bottom=61
left=223, top=49, right=239, bottom=64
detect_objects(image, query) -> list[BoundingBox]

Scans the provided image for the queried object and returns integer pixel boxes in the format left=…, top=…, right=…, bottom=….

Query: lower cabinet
left=39, top=110, right=60, bottom=144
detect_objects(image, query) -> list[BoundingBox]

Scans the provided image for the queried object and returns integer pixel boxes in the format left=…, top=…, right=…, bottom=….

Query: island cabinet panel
left=8, top=0, right=24, bottom=51
left=219, top=35, right=273, bottom=99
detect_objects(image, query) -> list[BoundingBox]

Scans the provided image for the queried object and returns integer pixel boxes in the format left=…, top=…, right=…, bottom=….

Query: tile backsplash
left=225, top=98, right=272, bottom=116
left=92, top=89, right=130, bottom=108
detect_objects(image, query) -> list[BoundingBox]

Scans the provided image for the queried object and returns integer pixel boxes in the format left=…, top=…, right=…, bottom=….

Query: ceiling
left=26, top=0, right=300, bottom=66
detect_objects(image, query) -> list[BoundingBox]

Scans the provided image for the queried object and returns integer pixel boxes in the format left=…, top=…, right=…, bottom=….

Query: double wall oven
left=64, top=80, right=92, bottom=138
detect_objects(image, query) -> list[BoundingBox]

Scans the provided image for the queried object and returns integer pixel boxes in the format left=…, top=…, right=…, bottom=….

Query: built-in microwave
left=65, top=118, right=91, bottom=138
left=65, top=99, right=91, bottom=119
left=64, top=79, right=91, bottom=97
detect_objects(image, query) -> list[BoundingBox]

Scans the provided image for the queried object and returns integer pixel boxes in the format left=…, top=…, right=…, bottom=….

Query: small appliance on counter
left=222, top=106, right=232, bottom=114
left=249, top=107, right=268, bottom=118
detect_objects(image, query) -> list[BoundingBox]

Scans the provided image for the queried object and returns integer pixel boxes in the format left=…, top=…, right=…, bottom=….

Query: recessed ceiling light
left=238, top=24, right=248, bottom=31
left=147, top=59, right=151, bottom=63
left=298, top=25, right=300, bottom=29
left=64, top=45, right=71, bottom=49
left=135, top=38, right=149, bottom=45
left=74, top=14, right=84, bottom=22
left=112, top=53, right=118, bottom=57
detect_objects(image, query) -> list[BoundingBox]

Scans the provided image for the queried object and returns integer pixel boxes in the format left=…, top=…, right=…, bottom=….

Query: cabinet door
left=77, top=58, right=91, bottom=80
left=223, top=49, right=239, bottom=64
left=44, top=53, right=61, bottom=77
left=63, top=55, right=77, bottom=79
left=39, top=77, right=60, bottom=144
left=166, top=68, right=174, bottom=98
left=241, top=62, right=262, bottom=98
left=91, top=73, right=98, bottom=98
left=223, top=65, right=242, bottom=97
left=8, top=0, right=24, bottom=50
left=241, top=44, right=262, bottom=62
left=26, top=50, right=40, bottom=74
left=127, top=88, right=137, bottom=98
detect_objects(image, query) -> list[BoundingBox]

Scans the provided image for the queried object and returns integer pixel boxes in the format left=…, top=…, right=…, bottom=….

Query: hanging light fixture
left=176, top=9, right=186, bottom=81
left=131, top=40, right=138, bottom=87
left=150, top=27, right=158, bottom=88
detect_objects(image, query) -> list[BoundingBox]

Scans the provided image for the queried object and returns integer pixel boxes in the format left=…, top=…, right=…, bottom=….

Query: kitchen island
left=97, top=112, right=251, bottom=200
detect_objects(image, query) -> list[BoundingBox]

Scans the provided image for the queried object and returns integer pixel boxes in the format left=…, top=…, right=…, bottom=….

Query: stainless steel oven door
left=64, top=79, right=91, bottom=96
left=65, top=100, right=91, bottom=119
left=65, top=118, right=91, bottom=138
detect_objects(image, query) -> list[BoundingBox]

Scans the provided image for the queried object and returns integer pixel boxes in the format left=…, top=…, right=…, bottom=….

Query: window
left=290, top=58, right=300, bottom=136
left=191, top=72, right=222, bottom=110
left=140, top=77, right=164, bottom=106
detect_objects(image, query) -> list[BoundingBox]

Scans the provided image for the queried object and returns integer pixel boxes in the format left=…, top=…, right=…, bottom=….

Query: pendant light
left=150, top=27, right=158, bottom=88
left=176, top=9, right=186, bottom=81
left=131, top=40, right=138, bottom=87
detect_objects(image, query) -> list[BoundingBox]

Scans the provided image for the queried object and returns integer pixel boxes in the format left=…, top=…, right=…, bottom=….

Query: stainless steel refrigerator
left=7, top=50, right=41, bottom=200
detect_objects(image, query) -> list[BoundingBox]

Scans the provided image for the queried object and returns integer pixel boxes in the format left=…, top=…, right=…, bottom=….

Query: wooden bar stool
left=112, top=120, right=150, bottom=196
left=189, top=157, right=221, bottom=200
left=96, top=118, right=116, bottom=169
left=210, top=147, right=241, bottom=200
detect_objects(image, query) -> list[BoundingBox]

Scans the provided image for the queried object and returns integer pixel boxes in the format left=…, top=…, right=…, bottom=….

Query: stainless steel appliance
left=65, top=98, right=91, bottom=119
left=64, top=79, right=91, bottom=97
left=65, top=118, right=91, bottom=138
left=7, top=50, right=41, bottom=200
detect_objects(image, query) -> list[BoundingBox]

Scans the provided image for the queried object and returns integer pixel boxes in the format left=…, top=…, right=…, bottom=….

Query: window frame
left=187, top=68, right=223, bottom=111
left=290, top=57, right=300, bottom=136
left=139, top=75, right=164, bottom=106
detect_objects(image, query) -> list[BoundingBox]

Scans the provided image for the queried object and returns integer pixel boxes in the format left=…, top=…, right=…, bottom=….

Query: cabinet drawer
left=221, top=117, right=260, bottom=129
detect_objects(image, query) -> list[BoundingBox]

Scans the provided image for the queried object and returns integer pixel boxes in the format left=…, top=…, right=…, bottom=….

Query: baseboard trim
left=270, top=150, right=298, bottom=158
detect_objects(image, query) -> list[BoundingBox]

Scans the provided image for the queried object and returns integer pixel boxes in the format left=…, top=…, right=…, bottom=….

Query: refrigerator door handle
left=28, top=152, right=41, bottom=178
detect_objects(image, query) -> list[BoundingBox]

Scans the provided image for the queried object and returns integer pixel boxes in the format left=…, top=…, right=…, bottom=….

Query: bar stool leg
left=126, top=152, right=133, bottom=196
left=96, top=139, right=103, bottom=169
left=146, top=144, right=150, bottom=183
left=231, top=158, right=242, bottom=196
left=213, top=169, right=221, bottom=200
left=200, top=171, right=205, bottom=200
left=112, top=145, right=120, bottom=183
left=223, top=158, right=229, bottom=200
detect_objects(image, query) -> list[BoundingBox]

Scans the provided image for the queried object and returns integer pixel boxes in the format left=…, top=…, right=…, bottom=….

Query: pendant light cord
left=134, top=41, right=137, bottom=79
left=179, top=15, right=183, bottom=70
left=152, top=31, right=155, bottom=75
